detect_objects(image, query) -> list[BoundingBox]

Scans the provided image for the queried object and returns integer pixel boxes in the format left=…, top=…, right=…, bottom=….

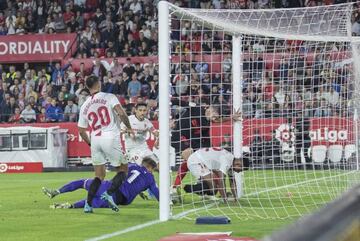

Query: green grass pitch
left=0, top=170, right=353, bottom=241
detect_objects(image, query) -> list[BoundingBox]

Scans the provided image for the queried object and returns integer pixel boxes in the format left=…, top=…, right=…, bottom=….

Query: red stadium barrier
left=0, top=33, right=77, bottom=63
left=67, top=51, right=350, bottom=74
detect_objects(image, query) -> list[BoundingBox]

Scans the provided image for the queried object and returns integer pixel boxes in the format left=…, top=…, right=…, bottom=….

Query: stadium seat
left=311, top=145, right=327, bottom=163
left=344, top=144, right=356, bottom=160
left=327, top=145, right=343, bottom=163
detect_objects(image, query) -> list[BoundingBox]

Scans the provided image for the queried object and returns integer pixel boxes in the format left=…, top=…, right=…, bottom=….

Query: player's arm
left=114, top=104, right=133, bottom=131
left=77, top=107, right=90, bottom=146
left=221, top=108, right=242, bottom=123
left=78, top=127, right=91, bottom=146
left=149, top=177, right=159, bottom=201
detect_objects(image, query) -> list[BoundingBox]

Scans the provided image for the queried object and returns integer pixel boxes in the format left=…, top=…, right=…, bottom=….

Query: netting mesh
left=164, top=2, right=360, bottom=220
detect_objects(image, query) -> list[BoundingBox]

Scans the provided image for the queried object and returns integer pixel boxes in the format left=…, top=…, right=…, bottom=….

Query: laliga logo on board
left=275, top=124, right=295, bottom=143
left=0, top=163, right=8, bottom=173
left=0, top=163, right=25, bottom=173
left=309, top=128, right=348, bottom=143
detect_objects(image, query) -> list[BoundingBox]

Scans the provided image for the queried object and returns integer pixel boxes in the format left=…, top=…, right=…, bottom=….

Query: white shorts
left=126, top=146, right=157, bottom=165
left=187, top=155, right=211, bottom=179
left=91, top=135, right=125, bottom=166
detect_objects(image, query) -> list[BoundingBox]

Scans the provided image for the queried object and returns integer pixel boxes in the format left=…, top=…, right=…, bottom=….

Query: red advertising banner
left=0, top=162, right=43, bottom=173
left=0, top=117, right=353, bottom=158
left=309, top=117, right=354, bottom=146
left=210, top=117, right=354, bottom=147
left=210, top=118, right=286, bottom=147
left=0, top=33, right=77, bottom=63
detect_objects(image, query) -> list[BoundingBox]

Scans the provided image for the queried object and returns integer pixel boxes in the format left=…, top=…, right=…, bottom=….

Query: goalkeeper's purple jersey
left=120, top=163, right=159, bottom=205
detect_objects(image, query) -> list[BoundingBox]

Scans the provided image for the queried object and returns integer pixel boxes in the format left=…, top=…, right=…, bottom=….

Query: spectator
left=92, top=58, right=106, bottom=78
left=48, top=62, right=71, bottom=91
left=1, top=96, right=18, bottom=122
left=8, top=107, right=21, bottom=123
left=77, top=88, right=89, bottom=108
left=129, top=0, right=142, bottom=14
left=314, top=99, right=332, bottom=117
left=127, top=73, right=141, bottom=98
left=20, top=104, right=36, bottom=123
left=37, top=107, right=47, bottom=123
left=112, top=75, right=128, bottom=96
left=123, top=58, right=136, bottom=77
left=148, top=80, right=158, bottom=100
left=64, top=99, right=79, bottom=122
left=46, top=99, right=64, bottom=122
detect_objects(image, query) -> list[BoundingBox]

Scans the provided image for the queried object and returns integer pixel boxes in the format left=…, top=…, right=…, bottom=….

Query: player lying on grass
left=180, top=147, right=244, bottom=203
left=42, top=157, right=159, bottom=210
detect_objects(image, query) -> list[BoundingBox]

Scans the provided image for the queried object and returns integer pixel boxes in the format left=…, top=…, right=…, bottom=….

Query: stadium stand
left=0, top=0, right=357, bottom=129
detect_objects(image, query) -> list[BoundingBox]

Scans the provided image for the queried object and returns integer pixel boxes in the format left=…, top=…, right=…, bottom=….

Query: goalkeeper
left=182, top=147, right=245, bottom=202
left=42, top=157, right=159, bottom=211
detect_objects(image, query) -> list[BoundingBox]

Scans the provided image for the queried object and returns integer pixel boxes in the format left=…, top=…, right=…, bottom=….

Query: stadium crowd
left=0, top=0, right=356, bottom=130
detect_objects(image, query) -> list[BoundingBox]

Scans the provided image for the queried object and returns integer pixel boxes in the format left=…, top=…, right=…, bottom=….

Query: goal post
left=158, top=0, right=171, bottom=221
left=232, top=35, right=244, bottom=198
left=158, top=1, right=360, bottom=221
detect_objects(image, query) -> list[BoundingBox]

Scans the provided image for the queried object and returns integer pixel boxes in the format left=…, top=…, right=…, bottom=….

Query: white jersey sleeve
left=108, top=93, right=120, bottom=109
left=78, top=103, right=89, bottom=128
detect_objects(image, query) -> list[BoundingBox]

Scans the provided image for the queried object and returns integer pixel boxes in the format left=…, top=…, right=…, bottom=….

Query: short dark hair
left=142, top=157, right=157, bottom=169
left=85, top=75, right=99, bottom=89
left=135, top=103, right=147, bottom=109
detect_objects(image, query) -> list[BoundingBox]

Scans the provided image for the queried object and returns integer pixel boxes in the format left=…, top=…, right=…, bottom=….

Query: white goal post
left=158, top=1, right=360, bottom=221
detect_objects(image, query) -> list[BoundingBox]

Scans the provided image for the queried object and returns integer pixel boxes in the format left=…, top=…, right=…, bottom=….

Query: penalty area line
left=84, top=219, right=163, bottom=241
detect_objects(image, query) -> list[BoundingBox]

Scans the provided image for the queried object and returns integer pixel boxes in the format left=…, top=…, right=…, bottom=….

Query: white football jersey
left=190, top=148, right=234, bottom=174
left=78, top=92, right=121, bottom=137
left=121, top=115, right=154, bottom=149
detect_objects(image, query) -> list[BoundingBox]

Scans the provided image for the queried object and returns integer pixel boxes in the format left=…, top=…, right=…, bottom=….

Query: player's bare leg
left=171, top=148, right=193, bottom=204
left=101, top=163, right=128, bottom=212
left=85, top=165, right=106, bottom=213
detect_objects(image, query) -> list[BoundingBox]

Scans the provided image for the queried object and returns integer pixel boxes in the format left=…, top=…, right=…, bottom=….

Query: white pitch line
left=84, top=219, right=163, bottom=241
left=85, top=171, right=355, bottom=241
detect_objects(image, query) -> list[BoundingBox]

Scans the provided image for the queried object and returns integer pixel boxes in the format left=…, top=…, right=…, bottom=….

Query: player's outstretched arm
left=149, top=182, right=159, bottom=201
left=221, top=108, right=242, bottom=123
left=78, top=127, right=91, bottom=146
left=114, top=104, right=133, bottom=132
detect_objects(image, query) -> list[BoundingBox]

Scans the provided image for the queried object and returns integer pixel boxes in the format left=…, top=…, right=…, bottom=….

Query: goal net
left=158, top=2, right=360, bottom=221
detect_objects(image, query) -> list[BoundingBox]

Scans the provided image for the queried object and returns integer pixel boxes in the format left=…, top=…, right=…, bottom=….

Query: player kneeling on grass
left=42, top=157, right=159, bottom=209
left=182, top=147, right=244, bottom=202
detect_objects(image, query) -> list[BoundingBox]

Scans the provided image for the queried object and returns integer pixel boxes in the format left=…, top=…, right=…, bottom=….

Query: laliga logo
left=0, top=163, right=8, bottom=173
left=275, top=124, right=295, bottom=143
left=309, top=128, right=347, bottom=143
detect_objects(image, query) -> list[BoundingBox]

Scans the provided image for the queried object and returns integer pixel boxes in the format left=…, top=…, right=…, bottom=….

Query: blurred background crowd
left=0, top=0, right=357, bottom=126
